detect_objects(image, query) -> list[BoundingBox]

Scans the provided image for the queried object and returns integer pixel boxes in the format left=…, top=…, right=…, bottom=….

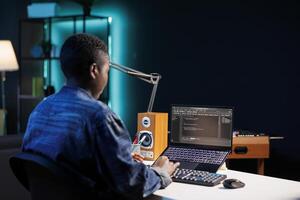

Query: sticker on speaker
left=141, top=151, right=153, bottom=159
left=142, top=117, right=151, bottom=128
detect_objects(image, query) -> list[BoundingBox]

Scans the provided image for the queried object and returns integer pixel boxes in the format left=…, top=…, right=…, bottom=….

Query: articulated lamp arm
left=109, top=62, right=161, bottom=112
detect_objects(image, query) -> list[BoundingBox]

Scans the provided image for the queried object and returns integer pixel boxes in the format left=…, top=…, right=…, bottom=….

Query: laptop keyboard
left=163, top=147, right=227, bottom=165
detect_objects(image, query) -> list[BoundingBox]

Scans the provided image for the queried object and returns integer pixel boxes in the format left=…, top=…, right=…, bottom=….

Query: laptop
left=161, top=105, right=233, bottom=173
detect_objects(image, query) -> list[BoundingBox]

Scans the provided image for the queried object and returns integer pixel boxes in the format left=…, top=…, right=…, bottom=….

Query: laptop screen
left=171, top=105, right=233, bottom=148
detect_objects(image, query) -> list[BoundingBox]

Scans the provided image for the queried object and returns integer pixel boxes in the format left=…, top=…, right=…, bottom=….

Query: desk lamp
left=0, top=41, right=19, bottom=135
left=110, top=62, right=168, bottom=160
left=110, top=62, right=161, bottom=112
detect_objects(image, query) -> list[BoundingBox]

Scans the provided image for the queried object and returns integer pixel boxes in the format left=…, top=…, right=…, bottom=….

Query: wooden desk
left=227, top=136, right=269, bottom=175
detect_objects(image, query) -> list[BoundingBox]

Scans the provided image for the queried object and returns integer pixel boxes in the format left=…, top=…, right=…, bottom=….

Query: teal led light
left=107, top=20, right=112, bottom=108
left=108, top=15, right=127, bottom=119
left=108, top=34, right=112, bottom=58
left=108, top=17, right=112, bottom=24
left=51, top=19, right=72, bottom=91
left=40, top=3, right=128, bottom=120
left=93, top=6, right=128, bottom=120
left=50, top=17, right=110, bottom=92
left=43, top=23, right=49, bottom=88
left=43, top=59, right=48, bottom=86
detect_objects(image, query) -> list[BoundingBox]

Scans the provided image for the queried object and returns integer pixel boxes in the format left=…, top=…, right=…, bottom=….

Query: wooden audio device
left=228, top=136, right=270, bottom=159
left=227, top=136, right=270, bottom=175
left=137, top=112, right=168, bottom=161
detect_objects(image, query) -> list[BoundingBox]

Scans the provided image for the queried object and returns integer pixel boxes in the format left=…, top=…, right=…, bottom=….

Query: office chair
left=9, top=152, right=98, bottom=200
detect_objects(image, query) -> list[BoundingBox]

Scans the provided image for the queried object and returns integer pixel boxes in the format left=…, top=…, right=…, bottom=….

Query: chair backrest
left=9, top=152, right=97, bottom=200
left=0, top=135, right=30, bottom=200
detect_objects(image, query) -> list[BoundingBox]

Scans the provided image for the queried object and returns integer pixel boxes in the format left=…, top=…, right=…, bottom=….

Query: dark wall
left=1, top=0, right=300, bottom=180
left=97, top=0, right=300, bottom=179
left=111, top=0, right=300, bottom=161
left=0, top=0, right=29, bottom=134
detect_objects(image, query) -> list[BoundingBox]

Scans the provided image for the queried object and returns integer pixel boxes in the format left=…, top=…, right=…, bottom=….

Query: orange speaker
left=137, top=112, right=168, bottom=161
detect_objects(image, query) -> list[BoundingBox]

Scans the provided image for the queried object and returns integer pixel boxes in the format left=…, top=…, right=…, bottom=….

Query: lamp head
left=0, top=40, right=19, bottom=71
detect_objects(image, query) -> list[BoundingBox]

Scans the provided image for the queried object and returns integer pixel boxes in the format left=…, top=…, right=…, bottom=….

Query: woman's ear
left=89, top=63, right=99, bottom=79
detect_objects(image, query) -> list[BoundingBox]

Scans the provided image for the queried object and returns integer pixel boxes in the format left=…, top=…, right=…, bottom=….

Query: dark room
left=0, top=0, right=299, bottom=199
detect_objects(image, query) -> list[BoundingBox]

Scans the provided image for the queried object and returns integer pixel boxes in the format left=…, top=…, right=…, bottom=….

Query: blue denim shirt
left=22, top=86, right=162, bottom=199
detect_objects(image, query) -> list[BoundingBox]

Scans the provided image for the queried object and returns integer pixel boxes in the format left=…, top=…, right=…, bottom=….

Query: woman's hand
left=132, top=152, right=144, bottom=163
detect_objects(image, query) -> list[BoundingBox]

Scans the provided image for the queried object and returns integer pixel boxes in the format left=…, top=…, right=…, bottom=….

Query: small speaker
left=137, top=112, right=168, bottom=161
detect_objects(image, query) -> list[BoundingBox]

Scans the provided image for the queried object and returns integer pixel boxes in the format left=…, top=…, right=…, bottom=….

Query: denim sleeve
left=94, top=110, right=162, bottom=199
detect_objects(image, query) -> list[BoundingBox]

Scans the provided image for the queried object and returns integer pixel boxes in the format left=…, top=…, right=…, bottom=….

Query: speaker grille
left=139, top=131, right=153, bottom=148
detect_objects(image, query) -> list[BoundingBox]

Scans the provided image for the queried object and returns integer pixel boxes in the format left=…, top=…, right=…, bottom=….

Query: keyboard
left=163, top=147, right=227, bottom=165
left=172, top=168, right=227, bottom=186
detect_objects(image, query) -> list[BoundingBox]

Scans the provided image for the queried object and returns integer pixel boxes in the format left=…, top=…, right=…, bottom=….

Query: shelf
left=19, top=95, right=44, bottom=100
left=22, top=57, right=59, bottom=61
left=18, top=14, right=110, bottom=133
left=21, top=15, right=109, bottom=22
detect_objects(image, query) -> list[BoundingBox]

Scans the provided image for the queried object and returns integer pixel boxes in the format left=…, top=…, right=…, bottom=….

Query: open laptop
left=161, top=105, right=233, bottom=173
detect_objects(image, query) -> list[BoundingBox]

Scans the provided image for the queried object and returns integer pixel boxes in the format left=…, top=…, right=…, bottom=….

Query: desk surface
left=148, top=169, right=300, bottom=200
